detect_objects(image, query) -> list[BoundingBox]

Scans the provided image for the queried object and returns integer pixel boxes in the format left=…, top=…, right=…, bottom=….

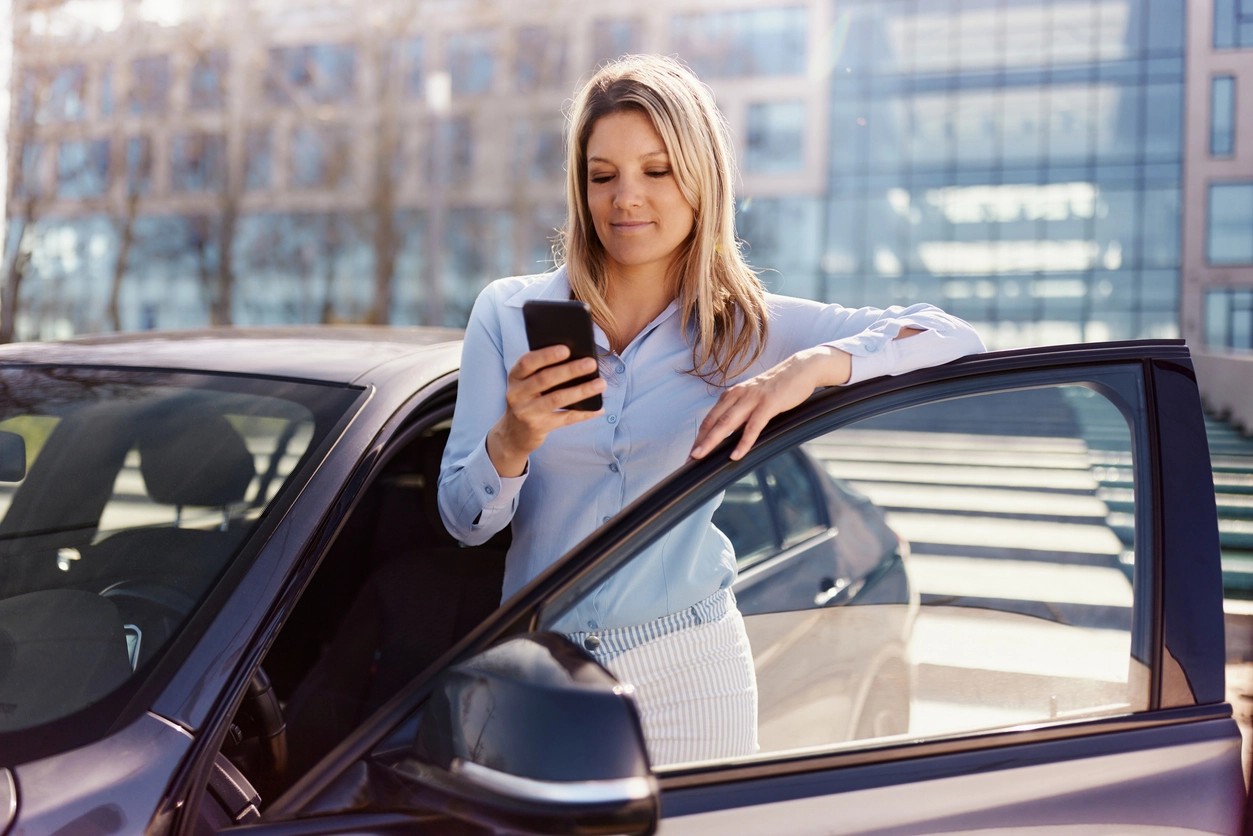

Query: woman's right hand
left=486, top=345, right=606, bottom=477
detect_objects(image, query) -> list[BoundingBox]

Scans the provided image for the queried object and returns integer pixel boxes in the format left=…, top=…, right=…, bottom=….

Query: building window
left=14, top=143, right=45, bottom=199
left=57, top=139, right=110, bottom=199
left=514, top=26, right=567, bottom=92
left=18, top=64, right=87, bottom=124
left=100, top=63, right=115, bottom=117
left=189, top=49, right=228, bottom=110
left=1211, top=76, right=1236, bottom=157
left=514, top=118, right=565, bottom=182
left=427, top=117, right=474, bottom=186
left=266, top=44, right=357, bottom=106
left=291, top=124, right=352, bottom=190
left=130, top=55, right=171, bottom=115
left=1206, top=289, right=1253, bottom=350
left=671, top=7, right=806, bottom=77
left=170, top=132, right=225, bottom=193
left=1214, top=0, right=1253, bottom=49
left=745, top=101, right=805, bottom=173
left=125, top=136, right=153, bottom=195
left=245, top=129, right=272, bottom=191
left=446, top=30, right=495, bottom=95
left=1208, top=183, right=1253, bottom=265
left=396, top=37, right=424, bottom=98
left=592, top=19, right=643, bottom=66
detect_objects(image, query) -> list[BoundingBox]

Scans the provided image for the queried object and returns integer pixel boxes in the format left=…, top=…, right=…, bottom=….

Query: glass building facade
left=809, top=0, right=1186, bottom=347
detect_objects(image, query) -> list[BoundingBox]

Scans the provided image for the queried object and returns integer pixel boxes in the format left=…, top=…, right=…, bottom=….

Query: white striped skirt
left=564, top=587, right=759, bottom=767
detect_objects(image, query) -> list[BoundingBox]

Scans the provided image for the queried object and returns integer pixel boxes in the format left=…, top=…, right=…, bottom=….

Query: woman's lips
left=611, top=220, right=652, bottom=232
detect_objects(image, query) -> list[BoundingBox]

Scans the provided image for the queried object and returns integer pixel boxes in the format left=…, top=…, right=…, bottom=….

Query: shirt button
left=602, top=515, right=611, bottom=524
left=616, top=364, right=625, bottom=374
left=607, top=415, right=618, bottom=424
left=584, top=635, right=601, bottom=651
left=609, top=463, right=619, bottom=473
left=484, top=486, right=495, bottom=496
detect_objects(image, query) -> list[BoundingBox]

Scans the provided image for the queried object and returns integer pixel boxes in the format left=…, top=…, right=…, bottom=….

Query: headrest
left=139, top=404, right=256, bottom=507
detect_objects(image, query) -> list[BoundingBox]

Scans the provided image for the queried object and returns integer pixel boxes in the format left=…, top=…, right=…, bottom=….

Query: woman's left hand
left=690, top=345, right=853, bottom=461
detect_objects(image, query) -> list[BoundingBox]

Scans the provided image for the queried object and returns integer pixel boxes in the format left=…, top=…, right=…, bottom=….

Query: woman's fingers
left=529, top=357, right=599, bottom=397
left=692, top=391, right=778, bottom=461
left=691, top=349, right=844, bottom=460
left=504, top=353, right=603, bottom=432
left=690, top=389, right=753, bottom=459
left=509, top=345, right=572, bottom=380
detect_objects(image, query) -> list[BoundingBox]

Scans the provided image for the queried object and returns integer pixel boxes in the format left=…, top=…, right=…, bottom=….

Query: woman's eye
left=646, top=169, right=671, bottom=178
left=589, top=173, right=613, bottom=184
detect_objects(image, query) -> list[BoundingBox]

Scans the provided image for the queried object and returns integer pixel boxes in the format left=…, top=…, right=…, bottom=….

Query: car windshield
left=0, top=365, right=360, bottom=736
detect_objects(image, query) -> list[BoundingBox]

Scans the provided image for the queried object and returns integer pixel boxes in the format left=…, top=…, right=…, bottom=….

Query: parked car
left=0, top=329, right=1242, bottom=834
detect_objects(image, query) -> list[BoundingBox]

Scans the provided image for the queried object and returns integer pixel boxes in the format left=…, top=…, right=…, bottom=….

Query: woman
left=439, top=55, right=984, bottom=765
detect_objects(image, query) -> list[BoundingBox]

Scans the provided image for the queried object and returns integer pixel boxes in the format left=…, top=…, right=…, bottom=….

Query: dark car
left=0, top=330, right=1242, bottom=834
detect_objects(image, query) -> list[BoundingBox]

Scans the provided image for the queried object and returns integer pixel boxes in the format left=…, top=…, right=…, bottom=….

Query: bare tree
left=1, top=68, right=48, bottom=344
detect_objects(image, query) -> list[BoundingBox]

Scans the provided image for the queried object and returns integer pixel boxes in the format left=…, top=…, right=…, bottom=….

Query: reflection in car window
left=0, top=367, right=358, bottom=737
left=762, top=451, right=823, bottom=546
left=713, top=472, right=775, bottom=564
left=544, top=374, right=1149, bottom=770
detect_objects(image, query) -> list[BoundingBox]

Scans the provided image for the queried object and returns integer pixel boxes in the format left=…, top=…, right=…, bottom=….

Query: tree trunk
left=108, top=193, right=139, bottom=331
left=0, top=214, right=33, bottom=344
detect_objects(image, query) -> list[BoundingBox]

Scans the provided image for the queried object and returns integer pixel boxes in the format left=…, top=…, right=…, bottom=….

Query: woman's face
left=585, top=109, right=695, bottom=285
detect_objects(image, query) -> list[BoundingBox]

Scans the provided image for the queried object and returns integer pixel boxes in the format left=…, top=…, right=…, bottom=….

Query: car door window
left=762, top=451, right=824, bottom=547
left=538, top=372, right=1149, bottom=768
left=712, top=471, right=776, bottom=564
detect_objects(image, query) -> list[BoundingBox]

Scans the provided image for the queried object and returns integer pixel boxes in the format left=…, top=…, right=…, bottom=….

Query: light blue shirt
left=438, top=267, right=985, bottom=632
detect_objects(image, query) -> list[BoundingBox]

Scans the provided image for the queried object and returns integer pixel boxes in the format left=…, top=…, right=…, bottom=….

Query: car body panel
left=0, top=327, right=464, bottom=385
left=659, top=718, right=1243, bottom=834
left=10, top=713, right=192, bottom=834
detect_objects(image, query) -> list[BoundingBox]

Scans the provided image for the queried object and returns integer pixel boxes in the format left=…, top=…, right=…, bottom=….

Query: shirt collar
left=502, top=266, right=571, bottom=308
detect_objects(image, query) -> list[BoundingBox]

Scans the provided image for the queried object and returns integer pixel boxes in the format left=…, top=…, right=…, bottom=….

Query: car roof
left=0, top=326, right=466, bottom=385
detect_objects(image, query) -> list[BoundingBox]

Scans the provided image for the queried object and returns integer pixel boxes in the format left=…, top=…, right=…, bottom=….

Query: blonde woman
left=439, top=55, right=984, bottom=765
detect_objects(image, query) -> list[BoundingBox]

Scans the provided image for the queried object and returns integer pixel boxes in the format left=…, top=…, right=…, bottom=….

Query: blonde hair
left=560, top=54, right=767, bottom=383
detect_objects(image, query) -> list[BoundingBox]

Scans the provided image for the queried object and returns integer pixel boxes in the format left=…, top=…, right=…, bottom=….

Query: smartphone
left=522, top=299, right=603, bottom=411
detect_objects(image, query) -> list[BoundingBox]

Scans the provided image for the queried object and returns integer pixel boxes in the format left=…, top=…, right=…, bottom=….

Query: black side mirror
left=0, top=431, right=26, bottom=482
left=408, top=632, right=658, bottom=835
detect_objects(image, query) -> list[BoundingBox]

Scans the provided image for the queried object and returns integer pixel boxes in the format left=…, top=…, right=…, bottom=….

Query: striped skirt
left=565, top=587, right=759, bottom=767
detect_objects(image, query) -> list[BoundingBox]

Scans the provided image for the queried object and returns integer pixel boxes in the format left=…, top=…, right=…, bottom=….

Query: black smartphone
left=522, top=299, right=603, bottom=411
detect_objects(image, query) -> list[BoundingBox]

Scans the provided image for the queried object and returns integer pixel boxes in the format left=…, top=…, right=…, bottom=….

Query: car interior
left=248, top=411, right=510, bottom=800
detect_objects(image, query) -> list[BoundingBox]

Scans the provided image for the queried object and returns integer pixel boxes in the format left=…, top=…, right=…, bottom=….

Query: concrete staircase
left=1204, top=414, right=1253, bottom=601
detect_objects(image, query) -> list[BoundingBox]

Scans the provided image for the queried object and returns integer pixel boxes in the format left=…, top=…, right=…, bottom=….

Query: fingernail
left=689, top=446, right=702, bottom=458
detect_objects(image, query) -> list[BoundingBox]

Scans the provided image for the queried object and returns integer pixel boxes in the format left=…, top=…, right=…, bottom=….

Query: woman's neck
left=603, top=269, right=676, bottom=354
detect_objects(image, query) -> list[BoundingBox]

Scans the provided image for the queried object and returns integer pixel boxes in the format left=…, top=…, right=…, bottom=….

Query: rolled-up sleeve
left=437, top=286, right=527, bottom=545
left=823, top=302, right=987, bottom=384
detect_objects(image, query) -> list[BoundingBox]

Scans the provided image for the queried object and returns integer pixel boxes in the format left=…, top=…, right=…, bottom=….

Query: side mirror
left=408, top=633, right=658, bottom=835
left=0, top=431, right=26, bottom=482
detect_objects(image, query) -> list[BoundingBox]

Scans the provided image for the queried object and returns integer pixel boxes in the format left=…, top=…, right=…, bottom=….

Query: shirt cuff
left=464, top=437, right=527, bottom=512
left=830, top=324, right=948, bottom=385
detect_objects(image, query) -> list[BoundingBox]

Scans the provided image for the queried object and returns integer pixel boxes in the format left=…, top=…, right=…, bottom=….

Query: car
left=0, top=328, right=1242, bottom=834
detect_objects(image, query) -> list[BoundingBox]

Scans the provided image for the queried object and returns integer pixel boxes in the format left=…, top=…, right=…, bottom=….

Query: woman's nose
left=612, top=178, right=644, bottom=208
